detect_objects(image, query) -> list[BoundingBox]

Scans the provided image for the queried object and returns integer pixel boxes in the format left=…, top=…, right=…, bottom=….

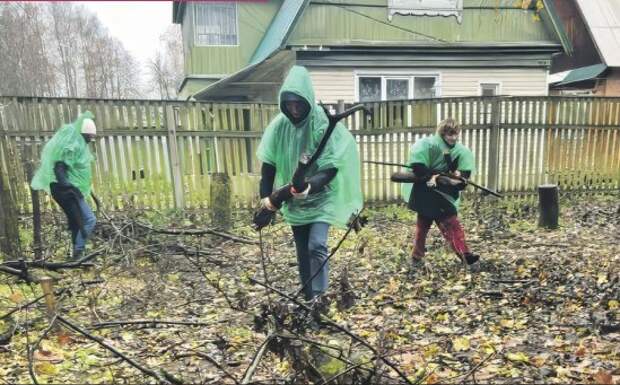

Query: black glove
left=252, top=208, right=275, bottom=230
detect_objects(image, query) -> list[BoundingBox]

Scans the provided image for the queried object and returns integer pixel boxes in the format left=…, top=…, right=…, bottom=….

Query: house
left=549, top=0, right=620, bottom=95
left=173, top=0, right=571, bottom=103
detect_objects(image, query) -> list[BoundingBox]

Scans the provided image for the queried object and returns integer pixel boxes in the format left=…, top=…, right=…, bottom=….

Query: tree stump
left=538, top=184, right=559, bottom=229
left=209, top=172, right=232, bottom=231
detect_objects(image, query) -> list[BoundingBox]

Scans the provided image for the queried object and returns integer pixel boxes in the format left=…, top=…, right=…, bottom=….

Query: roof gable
left=249, top=0, right=309, bottom=65
left=576, top=0, right=620, bottom=67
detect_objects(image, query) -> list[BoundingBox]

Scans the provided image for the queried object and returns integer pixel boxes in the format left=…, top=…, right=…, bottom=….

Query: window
left=414, top=77, right=438, bottom=99
left=386, top=79, right=409, bottom=100
left=357, top=74, right=439, bottom=101
left=359, top=77, right=381, bottom=102
left=194, top=2, right=238, bottom=46
left=480, top=83, right=500, bottom=96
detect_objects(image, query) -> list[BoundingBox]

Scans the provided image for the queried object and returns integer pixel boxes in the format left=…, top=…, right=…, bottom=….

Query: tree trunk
left=538, top=184, right=559, bottom=229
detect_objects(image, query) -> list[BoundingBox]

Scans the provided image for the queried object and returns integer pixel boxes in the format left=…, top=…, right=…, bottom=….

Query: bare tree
left=147, top=25, right=183, bottom=99
left=0, top=3, right=56, bottom=97
left=0, top=2, right=143, bottom=99
left=48, top=3, right=80, bottom=97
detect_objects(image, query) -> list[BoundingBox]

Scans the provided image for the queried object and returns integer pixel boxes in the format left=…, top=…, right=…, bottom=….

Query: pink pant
left=412, top=214, right=470, bottom=259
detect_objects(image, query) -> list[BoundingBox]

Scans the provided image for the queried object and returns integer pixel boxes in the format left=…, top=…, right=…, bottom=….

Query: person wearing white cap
left=31, top=111, right=98, bottom=260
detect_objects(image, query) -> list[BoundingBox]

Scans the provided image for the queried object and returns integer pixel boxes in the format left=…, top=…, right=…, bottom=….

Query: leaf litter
left=0, top=193, right=618, bottom=384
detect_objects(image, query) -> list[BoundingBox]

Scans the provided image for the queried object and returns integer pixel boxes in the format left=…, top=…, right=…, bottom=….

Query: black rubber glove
left=252, top=207, right=276, bottom=230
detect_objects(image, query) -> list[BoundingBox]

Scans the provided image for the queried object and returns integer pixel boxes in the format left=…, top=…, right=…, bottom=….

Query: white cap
left=81, top=118, right=97, bottom=135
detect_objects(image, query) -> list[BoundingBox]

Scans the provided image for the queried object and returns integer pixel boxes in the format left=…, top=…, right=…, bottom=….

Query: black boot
left=464, top=253, right=480, bottom=272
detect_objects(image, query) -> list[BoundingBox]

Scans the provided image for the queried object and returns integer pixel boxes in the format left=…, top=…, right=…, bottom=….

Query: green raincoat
left=401, top=133, right=475, bottom=218
left=31, top=111, right=95, bottom=197
left=257, top=66, right=362, bottom=228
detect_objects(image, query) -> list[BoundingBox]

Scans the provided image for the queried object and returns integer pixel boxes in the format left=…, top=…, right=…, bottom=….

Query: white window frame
left=193, top=2, right=239, bottom=47
left=354, top=70, right=442, bottom=102
left=478, top=81, right=502, bottom=96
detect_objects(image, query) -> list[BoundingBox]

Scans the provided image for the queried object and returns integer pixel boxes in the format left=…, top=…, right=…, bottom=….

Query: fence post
left=164, top=104, right=185, bottom=209
left=0, top=137, right=21, bottom=260
left=25, top=146, right=42, bottom=261
left=337, top=99, right=345, bottom=114
left=487, top=98, right=501, bottom=192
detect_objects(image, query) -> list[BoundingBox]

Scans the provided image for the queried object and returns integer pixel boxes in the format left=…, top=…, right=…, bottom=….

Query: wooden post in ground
left=0, top=137, right=21, bottom=260
left=337, top=99, right=345, bottom=114
left=39, top=276, right=57, bottom=323
left=538, top=184, right=559, bottom=229
left=25, top=145, right=42, bottom=260
left=210, top=172, right=232, bottom=231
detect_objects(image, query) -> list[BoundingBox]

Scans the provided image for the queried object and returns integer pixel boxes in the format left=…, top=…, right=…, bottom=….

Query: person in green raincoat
left=254, top=66, right=363, bottom=301
left=401, top=118, right=480, bottom=271
left=31, top=112, right=98, bottom=260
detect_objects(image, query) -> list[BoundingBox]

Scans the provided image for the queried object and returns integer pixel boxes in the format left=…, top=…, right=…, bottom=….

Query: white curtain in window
left=386, top=79, right=409, bottom=100
left=359, top=77, right=381, bottom=102
left=195, top=2, right=237, bottom=46
left=414, top=77, right=437, bottom=99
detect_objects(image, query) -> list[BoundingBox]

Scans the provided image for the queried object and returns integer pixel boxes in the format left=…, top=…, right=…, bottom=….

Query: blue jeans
left=291, top=222, right=330, bottom=300
left=72, top=198, right=96, bottom=257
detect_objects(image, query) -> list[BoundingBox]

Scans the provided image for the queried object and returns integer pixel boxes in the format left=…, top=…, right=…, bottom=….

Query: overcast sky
left=79, top=1, right=174, bottom=67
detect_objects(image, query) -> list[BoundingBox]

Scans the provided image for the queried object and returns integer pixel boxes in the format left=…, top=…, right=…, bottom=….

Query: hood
left=278, top=66, right=314, bottom=126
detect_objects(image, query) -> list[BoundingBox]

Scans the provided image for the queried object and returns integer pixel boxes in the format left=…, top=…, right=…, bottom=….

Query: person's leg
left=51, top=188, right=79, bottom=257
left=291, top=224, right=313, bottom=300
left=436, top=215, right=479, bottom=266
left=412, top=214, right=433, bottom=260
left=306, top=222, right=330, bottom=299
left=72, top=198, right=96, bottom=258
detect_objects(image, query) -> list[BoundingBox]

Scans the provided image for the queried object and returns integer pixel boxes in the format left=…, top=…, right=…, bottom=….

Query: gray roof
left=576, top=0, right=620, bottom=67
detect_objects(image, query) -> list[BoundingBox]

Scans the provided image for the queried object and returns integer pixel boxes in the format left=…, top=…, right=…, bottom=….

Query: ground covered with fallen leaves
left=1, top=193, right=619, bottom=384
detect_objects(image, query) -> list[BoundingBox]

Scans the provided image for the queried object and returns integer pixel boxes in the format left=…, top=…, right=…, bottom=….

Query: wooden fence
left=1, top=95, right=619, bottom=213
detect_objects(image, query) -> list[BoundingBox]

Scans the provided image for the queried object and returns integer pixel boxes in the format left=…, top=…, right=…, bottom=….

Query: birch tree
left=147, top=25, right=183, bottom=99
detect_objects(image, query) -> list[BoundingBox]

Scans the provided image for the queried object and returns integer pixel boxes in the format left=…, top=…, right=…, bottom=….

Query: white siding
left=307, top=67, right=549, bottom=102
left=441, top=68, right=549, bottom=97
left=308, top=68, right=356, bottom=103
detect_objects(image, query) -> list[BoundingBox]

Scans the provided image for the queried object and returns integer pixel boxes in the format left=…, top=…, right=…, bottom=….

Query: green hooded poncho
left=257, top=66, right=363, bottom=228
left=401, top=133, right=475, bottom=217
left=31, top=111, right=95, bottom=197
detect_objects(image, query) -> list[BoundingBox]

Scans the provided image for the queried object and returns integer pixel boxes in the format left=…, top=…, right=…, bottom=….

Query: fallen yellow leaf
left=500, top=319, right=515, bottom=328
left=505, top=351, right=529, bottom=363
left=452, top=336, right=470, bottom=351
left=35, top=362, right=58, bottom=376
left=608, top=300, right=619, bottom=309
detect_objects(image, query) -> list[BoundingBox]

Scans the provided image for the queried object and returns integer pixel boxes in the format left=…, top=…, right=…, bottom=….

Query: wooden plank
left=487, top=100, right=501, bottom=192
left=164, top=105, right=184, bottom=208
